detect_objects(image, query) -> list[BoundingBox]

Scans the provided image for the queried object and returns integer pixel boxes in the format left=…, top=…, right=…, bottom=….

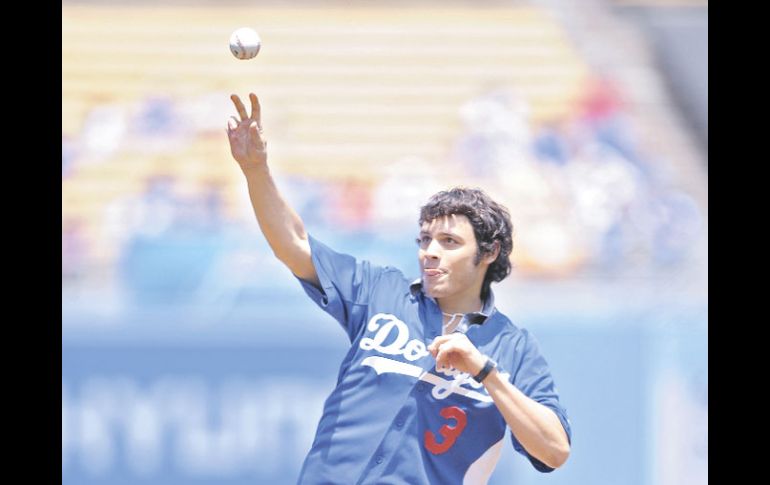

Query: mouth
left=423, top=269, right=446, bottom=279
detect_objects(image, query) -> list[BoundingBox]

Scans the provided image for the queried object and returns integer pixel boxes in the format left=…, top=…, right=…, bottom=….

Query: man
left=226, top=93, right=572, bottom=484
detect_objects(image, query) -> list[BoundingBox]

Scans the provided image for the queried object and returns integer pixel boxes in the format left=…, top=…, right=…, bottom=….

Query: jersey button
left=376, top=456, right=384, bottom=464
left=395, top=420, right=404, bottom=428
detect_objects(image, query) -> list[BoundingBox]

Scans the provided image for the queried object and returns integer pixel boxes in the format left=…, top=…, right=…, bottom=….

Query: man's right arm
left=227, top=93, right=320, bottom=288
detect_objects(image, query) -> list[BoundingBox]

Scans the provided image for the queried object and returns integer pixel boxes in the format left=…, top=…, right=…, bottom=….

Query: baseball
left=229, top=27, right=261, bottom=60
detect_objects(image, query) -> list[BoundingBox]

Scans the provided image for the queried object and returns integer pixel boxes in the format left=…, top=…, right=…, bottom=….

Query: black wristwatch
left=473, top=356, right=498, bottom=383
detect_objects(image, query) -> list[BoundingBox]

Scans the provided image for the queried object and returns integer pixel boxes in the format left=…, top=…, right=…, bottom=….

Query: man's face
left=417, top=214, right=494, bottom=303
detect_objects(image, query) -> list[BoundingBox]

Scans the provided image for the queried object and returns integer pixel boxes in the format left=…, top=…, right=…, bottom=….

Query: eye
left=443, top=237, right=457, bottom=244
left=416, top=235, right=431, bottom=245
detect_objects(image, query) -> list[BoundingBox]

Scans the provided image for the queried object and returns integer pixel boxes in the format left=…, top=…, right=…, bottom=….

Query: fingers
left=249, top=93, right=261, bottom=127
left=431, top=337, right=454, bottom=364
left=249, top=121, right=261, bottom=141
left=231, top=94, right=249, bottom=121
left=249, top=121, right=268, bottom=151
left=435, top=347, right=448, bottom=368
left=428, top=335, right=453, bottom=357
left=226, top=116, right=239, bottom=131
left=435, top=346, right=457, bottom=370
left=429, top=334, right=477, bottom=373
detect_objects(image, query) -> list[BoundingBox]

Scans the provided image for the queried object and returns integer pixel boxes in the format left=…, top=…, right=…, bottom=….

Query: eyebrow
left=418, top=230, right=463, bottom=240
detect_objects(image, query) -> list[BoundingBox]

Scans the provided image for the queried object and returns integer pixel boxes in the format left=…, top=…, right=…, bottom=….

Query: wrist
left=469, top=353, right=487, bottom=376
left=239, top=161, right=269, bottom=176
left=473, top=356, right=497, bottom=383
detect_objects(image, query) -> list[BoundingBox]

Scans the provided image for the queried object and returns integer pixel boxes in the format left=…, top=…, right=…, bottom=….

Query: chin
left=423, top=281, right=446, bottom=299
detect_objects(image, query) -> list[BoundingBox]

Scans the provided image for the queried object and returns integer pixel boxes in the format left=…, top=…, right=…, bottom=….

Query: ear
left=483, top=241, right=500, bottom=265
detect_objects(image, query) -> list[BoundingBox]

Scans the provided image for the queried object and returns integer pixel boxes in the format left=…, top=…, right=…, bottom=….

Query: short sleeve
left=507, top=329, right=572, bottom=473
left=295, top=235, right=386, bottom=342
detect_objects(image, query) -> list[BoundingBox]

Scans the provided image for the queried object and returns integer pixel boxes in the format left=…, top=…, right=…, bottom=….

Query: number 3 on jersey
left=424, top=406, right=467, bottom=454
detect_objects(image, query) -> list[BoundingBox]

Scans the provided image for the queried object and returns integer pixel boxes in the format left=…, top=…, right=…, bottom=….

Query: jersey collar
left=409, top=278, right=496, bottom=325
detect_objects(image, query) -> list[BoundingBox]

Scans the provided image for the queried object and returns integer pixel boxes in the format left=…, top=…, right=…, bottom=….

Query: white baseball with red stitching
left=229, top=27, right=261, bottom=60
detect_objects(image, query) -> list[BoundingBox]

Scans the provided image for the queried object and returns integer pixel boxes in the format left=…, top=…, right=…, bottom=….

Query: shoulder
left=371, top=265, right=413, bottom=294
left=488, top=314, right=545, bottom=367
left=490, top=312, right=528, bottom=345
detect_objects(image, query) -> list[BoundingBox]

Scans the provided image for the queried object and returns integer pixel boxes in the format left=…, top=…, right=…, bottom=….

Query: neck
left=438, top=294, right=484, bottom=316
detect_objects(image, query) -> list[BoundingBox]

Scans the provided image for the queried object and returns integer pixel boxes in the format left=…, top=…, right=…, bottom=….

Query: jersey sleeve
left=506, top=328, right=572, bottom=473
left=294, top=235, right=386, bottom=342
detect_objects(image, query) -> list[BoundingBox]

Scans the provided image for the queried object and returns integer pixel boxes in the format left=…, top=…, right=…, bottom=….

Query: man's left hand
left=427, top=333, right=487, bottom=376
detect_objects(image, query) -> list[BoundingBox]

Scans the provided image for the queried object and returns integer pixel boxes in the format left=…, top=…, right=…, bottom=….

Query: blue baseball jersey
left=294, top=236, right=572, bottom=485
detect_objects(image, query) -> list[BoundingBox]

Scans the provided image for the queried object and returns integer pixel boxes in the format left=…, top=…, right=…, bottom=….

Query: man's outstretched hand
left=227, top=93, right=268, bottom=169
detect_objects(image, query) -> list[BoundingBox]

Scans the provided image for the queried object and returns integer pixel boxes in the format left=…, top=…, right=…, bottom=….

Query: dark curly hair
left=418, top=187, right=513, bottom=301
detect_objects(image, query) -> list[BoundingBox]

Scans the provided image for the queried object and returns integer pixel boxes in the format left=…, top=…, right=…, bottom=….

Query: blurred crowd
left=62, top=75, right=704, bottom=307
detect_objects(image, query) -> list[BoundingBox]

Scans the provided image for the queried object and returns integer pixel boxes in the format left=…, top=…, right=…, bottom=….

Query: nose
left=423, top=238, right=441, bottom=260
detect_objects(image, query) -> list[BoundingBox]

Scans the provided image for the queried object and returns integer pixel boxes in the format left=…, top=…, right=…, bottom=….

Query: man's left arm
left=481, top=366, right=570, bottom=469
left=428, top=334, right=570, bottom=470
